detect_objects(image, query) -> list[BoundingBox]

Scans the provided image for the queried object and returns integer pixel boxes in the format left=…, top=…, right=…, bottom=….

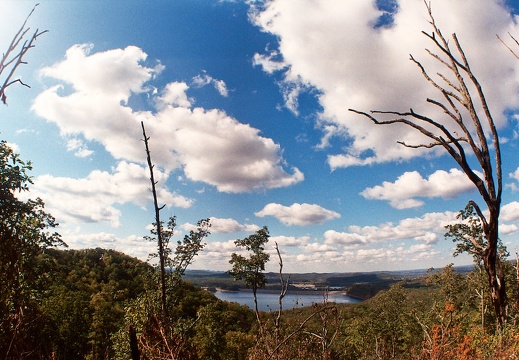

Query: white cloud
left=323, top=230, right=366, bottom=246
left=500, top=223, right=518, bottom=235
left=66, top=137, right=93, bottom=158
left=157, top=82, right=193, bottom=108
left=192, top=72, right=229, bottom=97
left=33, top=44, right=303, bottom=193
left=195, top=231, right=435, bottom=272
left=271, top=235, right=310, bottom=247
left=510, top=168, right=519, bottom=182
left=60, top=230, right=156, bottom=260
left=5, top=142, right=19, bottom=153
left=252, top=51, right=287, bottom=74
left=182, top=217, right=260, bottom=234
left=213, top=79, right=229, bottom=97
left=205, top=239, right=239, bottom=253
left=502, top=201, right=519, bottom=222
left=15, top=128, right=38, bottom=135
left=360, top=169, right=476, bottom=209
left=153, top=106, right=304, bottom=192
left=325, top=211, right=457, bottom=246
left=39, top=44, right=157, bottom=102
left=351, top=244, right=440, bottom=263
left=251, top=0, right=519, bottom=168
left=255, top=202, right=341, bottom=226
left=304, top=242, right=337, bottom=253
left=28, top=161, right=193, bottom=227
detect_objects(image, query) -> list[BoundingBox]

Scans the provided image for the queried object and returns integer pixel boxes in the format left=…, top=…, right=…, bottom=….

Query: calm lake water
left=213, top=290, right=362, bottom=311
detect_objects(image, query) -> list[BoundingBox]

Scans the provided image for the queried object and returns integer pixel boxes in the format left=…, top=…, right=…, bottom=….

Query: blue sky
left=2, top=0, right=519, bottom=273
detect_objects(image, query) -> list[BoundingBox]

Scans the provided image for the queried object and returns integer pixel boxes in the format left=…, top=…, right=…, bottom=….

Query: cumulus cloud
left=325, top=211, right=457, bottom=246
left=251, top=0, right=519, bottom=168
left=66, top=137, right=93, bottom=158
left=502, top=201, right=519, bottom=222
left=350, top=244, right=440, bottom=263
left=271, top=235, right=310, bottom=247
left=27, top=161, right=193, bottom=227
left=182, top=217, right=260, bottom=234
left=252, top=51, right=287, bottom=74
left=192, top=72, right=229, bottom=97
left=304, top=242, right=337, bottom=253
left=323, top=230, right=365, bottom=246
left=32, top=44, right=303, bottom=193
left=508, top=168, right=519, bottom=191
left=500, top=223, right=518, bottom=235
left=360, top=168, right=476, bottom=209
left=152, top=106, right=304, bottom=192
left=187, top=217, right=450, bottom=272
left=255, top=202, right=341, bottom=226
left=61, top=230, right=155, bottom=260
left=157, top=82, right=193, bottom=108
left=39, top=44, right=157, bottom=101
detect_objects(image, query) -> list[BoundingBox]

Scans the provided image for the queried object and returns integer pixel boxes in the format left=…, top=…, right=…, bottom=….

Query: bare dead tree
left=273, top=242, right=289, bottom=357
left=0, top=4, right=47, bottom=105
left=497, top=33, right=519, bottom=61
left=350, top=1, right=507, bottom=328
left=141, top=121, right=168, bottom=322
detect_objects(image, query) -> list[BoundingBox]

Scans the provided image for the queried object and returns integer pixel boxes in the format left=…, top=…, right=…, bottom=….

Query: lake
left=213, top=290, right=362, bottom=311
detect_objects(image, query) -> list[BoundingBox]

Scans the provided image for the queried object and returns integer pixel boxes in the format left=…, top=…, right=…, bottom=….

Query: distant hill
left=183, top=265, right=475, bottom=299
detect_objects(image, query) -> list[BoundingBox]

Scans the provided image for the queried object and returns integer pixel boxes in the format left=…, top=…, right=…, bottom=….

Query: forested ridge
left=4, top=245, right=519, bottom=359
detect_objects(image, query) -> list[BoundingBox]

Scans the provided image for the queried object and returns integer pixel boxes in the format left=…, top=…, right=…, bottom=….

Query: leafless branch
left=267, top=305, right=337, bottom=360
left=274, top=242, right=290, bottom=343
left=497, top=33, right=519, bottom=61
left=0, top=4, right=47, bottom=105
left=350, top=0, right=506, bottom=326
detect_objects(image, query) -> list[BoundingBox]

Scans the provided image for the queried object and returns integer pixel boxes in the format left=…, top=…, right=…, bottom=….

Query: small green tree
left=446, top=203, right=508, bottom=264
left=168, top=217, right=211, bottom=304
left=445, top=204, right=511, bottom=329
left=0, top=141, right=65, bottom=358
left=228, top=227, right=270, bottom=357
left=125, top=122, right=211, bottom=359
left=228, top=226, right=270, bottom=317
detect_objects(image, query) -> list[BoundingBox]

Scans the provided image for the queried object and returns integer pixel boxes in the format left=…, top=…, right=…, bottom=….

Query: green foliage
left=112, top=280, right=255, bottom=360
left=193, top=301, right=255, bottom=359
left=0, top=141, right=65, bottom=358
left=38, top=248, right=153, bottom=359
left=146, top=216, right=210, bottom=305
left=228, top=226, right=270, bottom=292
left=445, top=203, right=508, bottom=263
left=114, top=218, right=261, bottom=360
left=446, top=204, right=485, bottom=259
left=341, top=283, right=422, bottom=359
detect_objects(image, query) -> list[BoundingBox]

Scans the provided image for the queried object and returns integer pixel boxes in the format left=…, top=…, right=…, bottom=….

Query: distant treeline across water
left=213, top=290, right=362, bottom=311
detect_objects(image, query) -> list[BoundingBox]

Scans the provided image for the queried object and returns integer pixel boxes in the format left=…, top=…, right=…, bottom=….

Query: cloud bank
left=33, top=44, right=303, bottom=195
left=31, top=43, right=305, bottom=227
left=255, top=202, right=341, bottom=226
left=251, top=0, right=519, bottom=168
left=361, top=168, right=476, bottom=209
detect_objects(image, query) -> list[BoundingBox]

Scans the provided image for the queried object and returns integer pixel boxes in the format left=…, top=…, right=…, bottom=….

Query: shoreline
left=213, top=287, right=358, bottom=298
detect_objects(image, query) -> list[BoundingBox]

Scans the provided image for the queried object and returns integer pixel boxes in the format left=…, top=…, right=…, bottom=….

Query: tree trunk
left=129, top=325, right=140, bottom=360
left=141, top=121, right=168, bottom=322
left=482, top=209, right=507, bottom=328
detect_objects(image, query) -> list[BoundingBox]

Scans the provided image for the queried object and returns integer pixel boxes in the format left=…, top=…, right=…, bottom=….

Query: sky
left=1, top=0, right=519, bottom=273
